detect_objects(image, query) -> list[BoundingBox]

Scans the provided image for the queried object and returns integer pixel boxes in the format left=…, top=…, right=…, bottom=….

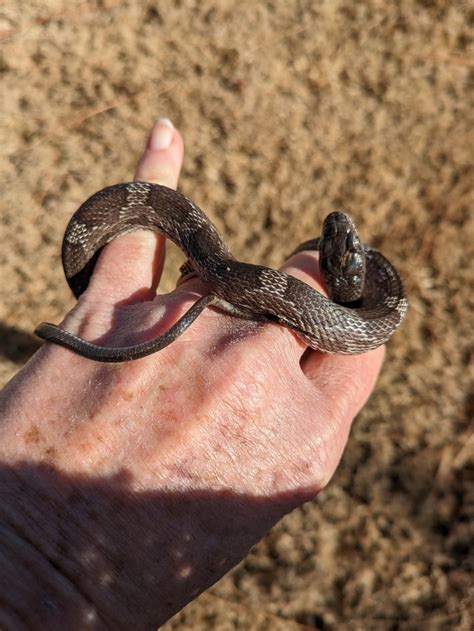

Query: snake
left=35, top=181, right=408, bottom=362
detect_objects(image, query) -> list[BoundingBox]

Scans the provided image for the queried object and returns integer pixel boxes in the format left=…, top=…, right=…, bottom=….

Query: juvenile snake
left=35, top=182, right=408, bottom=361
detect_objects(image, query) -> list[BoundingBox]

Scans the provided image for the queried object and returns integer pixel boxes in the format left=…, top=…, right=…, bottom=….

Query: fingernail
left=149, top=118, right=174, bottom=151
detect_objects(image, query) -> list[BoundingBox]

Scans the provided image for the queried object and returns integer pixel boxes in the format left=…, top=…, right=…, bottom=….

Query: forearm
left=0, top=505, right=94, bottom=631
left=0, top=461, right=273, bottom=629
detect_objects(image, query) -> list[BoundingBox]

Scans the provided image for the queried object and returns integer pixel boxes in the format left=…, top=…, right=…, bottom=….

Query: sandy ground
left=0, top=1, right=472, bottom=629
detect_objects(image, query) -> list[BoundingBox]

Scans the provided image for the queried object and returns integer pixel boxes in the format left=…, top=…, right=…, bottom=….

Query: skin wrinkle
left=111, top=291, right=208, bottom=344
left=148, top=374, right=265, bottom=492
left=313, top=356, right=371, bottom=418
left=193, top=360, right=310, bottom=495
left=1, top=496, right=106, bottom=630
left=182, top=329, right=332, bottom=496
left=65, top=303, right=114, bottom=338
left=94, top=348, right=200, bottom=444
left=0, top=533, right=49, bottom=630
left=270, top=354, right=346, bottom=489
left=68, top=296, right=173, bottom=346
left=263, top=402, right=333, bottom=494
left=118, top=350, right=223, bottom=488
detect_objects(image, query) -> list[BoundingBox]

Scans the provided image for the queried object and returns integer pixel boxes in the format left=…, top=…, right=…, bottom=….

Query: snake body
left=35, top=182, right=408, bottom=361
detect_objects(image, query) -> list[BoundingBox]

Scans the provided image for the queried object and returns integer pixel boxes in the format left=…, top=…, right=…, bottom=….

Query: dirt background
left=0, top=1, right=472, bottom=629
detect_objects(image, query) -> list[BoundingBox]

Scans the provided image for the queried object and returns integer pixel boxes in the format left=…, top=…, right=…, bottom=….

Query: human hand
left=0, top=119, right=384, bottom=629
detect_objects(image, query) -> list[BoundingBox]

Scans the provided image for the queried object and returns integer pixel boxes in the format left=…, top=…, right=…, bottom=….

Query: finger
left=282, top=249, right=326, bottom=298
left=280, top=249, right=385, bottom=415
left=301, top=345, right=385, bottom=418
left=82, top=118, right=184, bottom=305
left=265, top=249, right=327, bottom=359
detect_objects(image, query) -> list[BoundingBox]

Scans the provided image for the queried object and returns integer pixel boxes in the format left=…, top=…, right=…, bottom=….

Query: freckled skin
left=23, top=425, right=42, bottom=445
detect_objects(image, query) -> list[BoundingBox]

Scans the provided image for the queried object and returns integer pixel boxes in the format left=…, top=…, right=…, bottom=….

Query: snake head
left=320, top=211, right=366, bottom=304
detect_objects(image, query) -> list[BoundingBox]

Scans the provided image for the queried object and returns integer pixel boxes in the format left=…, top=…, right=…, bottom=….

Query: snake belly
left=35, top=181, right=408, bottom=361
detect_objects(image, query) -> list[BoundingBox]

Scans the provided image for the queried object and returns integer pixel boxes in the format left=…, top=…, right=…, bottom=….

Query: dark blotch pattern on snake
left=35, top=182, right=408, bottom=362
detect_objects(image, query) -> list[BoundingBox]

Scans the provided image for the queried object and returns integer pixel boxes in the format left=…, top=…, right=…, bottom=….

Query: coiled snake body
left=35, top=182, right=408, bottom=361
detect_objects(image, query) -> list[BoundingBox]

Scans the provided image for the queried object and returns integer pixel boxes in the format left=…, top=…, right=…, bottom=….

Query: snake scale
left=35, top=181, right=408, bottom=361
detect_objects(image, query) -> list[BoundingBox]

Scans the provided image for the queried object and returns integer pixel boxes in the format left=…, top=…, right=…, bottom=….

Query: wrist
left=0, top=457, right=292, bottom=629
left=0, top=465, right=106, bottom=630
